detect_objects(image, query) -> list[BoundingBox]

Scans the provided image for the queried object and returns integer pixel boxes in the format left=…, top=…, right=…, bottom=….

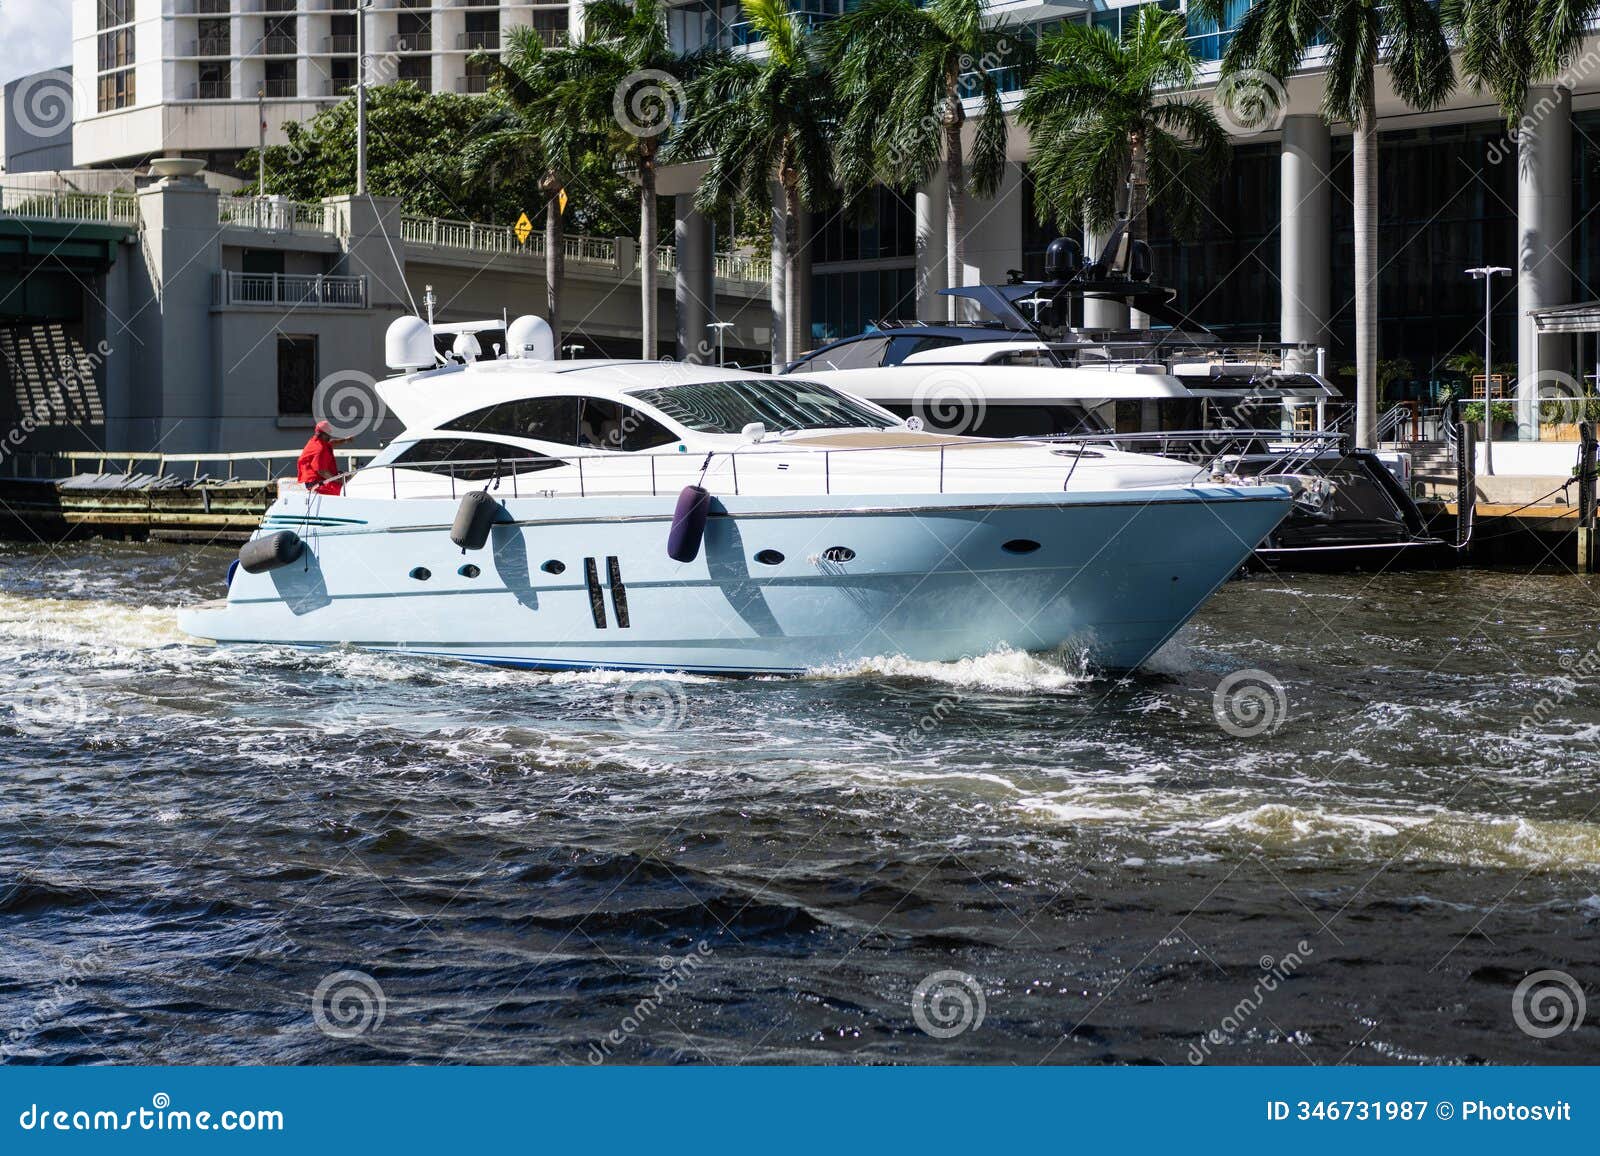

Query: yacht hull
left=178, top=488, right=1290, bottom=674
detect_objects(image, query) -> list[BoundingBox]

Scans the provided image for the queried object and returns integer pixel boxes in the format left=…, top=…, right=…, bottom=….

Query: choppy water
left=1, top=540, right=1596, bottom=1065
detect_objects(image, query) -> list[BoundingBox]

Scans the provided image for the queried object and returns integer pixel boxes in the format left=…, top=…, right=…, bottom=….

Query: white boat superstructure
left=178, top=317, right=1294, bottom=674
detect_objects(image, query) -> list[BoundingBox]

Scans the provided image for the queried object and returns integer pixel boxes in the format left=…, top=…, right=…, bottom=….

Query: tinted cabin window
left=444, top=396, right=582, bottom=444
left=792, top=336, right=892, bottom=372
left=884, top=335, right=961, bottom=366
left=577, top=398, right=679, bottom=451
left=631, top=379, right=896, bottom=433
left=390, top=438, right=565, bottom=480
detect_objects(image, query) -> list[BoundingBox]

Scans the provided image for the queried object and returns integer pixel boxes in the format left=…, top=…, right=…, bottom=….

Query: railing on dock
left=7, top=448, right=379, bottom=484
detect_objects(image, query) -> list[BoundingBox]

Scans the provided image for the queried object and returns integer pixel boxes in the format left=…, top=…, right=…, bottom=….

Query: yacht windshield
left=629, top=379, right=896, bottom=433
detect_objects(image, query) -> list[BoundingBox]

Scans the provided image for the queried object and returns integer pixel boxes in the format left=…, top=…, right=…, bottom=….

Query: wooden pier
left=0, top=449, right=374, bottom=545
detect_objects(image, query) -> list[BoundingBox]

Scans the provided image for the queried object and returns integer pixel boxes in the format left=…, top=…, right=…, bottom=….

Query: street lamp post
left=707, top=321, right=733, bottom=368
left=356, top=0, right=372, bottom=196
left=1466, top=265, right=1511, bottom=476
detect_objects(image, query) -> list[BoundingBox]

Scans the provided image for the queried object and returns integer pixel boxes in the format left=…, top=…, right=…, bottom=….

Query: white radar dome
left=506, top=314, right=555, bottom=361
left=451, top=331, right=482, bottom=362
left=385, top=316, right=436, bottom=370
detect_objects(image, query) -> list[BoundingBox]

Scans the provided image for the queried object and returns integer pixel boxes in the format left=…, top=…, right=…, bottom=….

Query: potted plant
left=1460, top=400, right=1518, bottom=439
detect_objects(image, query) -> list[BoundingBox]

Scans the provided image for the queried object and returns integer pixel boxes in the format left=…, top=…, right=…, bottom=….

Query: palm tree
left=564, top=0, right=686, bottom=359
left=1194, top=0, right=1454, bottom=448
left=464, top=28, right=595, bottom=348
left=668, top=0, right=835, bottom=365
left=1017, top=7, right=1229, bottom=259
left=826, top=0, right=1013, bottom=320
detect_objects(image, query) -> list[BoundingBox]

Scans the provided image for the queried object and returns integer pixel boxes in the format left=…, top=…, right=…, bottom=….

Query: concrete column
left=133, top=172, right=223, bottom=452
left=915, top=169, right=948, bottom=323
left=1280, top=115, right=1332, bottom=374
left=956, top=166, right=1023, bottom=321
left=327, top=194, right=409, bottom=315
left=793, top=207, right=813, bottom=354
left=1518, top=85, right=1573, bottom=440
left=674, top=197, right=714, bottom=363
left=769, top=182, right=787, bottom=368
left=1082, top=225, right=1128, bottom=331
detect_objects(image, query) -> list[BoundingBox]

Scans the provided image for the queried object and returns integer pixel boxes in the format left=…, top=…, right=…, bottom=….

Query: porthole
left=409, top=566, right=432, bottom=581
left=541, top=559, right=566, bottom=575
left=821, top=546, right=855, bottom=563
left=1002, top=539, right=1041, bottom=555
left=754, top=549, right=785, bottom=566
left=458, top=564, right=481, bottom=579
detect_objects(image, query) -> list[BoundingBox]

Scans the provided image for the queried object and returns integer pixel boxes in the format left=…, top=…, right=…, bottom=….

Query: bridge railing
left=218, top=194, right=336, bottom=235
left=0, top=188, right=140, bottom=226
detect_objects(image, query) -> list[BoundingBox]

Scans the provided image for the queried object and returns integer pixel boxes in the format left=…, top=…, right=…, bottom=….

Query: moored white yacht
left=177, top=315, right=1293, bottom=674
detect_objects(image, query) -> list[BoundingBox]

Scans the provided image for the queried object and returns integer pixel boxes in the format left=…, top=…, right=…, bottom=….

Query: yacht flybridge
left=177, top=314, right=1293, bottom=675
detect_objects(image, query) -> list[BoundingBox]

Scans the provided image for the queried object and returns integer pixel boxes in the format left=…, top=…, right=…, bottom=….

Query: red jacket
left=297, top=435, right=342, bottom=495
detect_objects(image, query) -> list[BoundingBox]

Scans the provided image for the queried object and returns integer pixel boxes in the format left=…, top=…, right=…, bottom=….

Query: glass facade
left=1138, top=126, right=1522, bottom=401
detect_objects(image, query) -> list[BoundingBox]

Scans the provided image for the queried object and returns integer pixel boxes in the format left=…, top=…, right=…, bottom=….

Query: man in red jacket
left=297, top=420, right=354, bottom=495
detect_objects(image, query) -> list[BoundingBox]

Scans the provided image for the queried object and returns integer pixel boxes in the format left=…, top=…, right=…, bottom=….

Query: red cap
left=314, top=420, right=335, bottom=438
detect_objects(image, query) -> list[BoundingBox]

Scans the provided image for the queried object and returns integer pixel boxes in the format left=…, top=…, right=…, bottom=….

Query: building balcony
left=259, top=35, right=299, bottom=56
left=390, top=33, right=433, bottom=53
left=323, top=35, right=358, bottom=54
left=175, top=0, right=231, bottom=14
left=189, top=80, right=232, bottom=100
left=458, top=31, right=501, bottom=51
left=456, top=74, right=491, bottom=94
left=185, top=37, right=232, bottom=58
left=214, top=271, right=369, bottom=310
left=260, top=78, right=298, bottom=98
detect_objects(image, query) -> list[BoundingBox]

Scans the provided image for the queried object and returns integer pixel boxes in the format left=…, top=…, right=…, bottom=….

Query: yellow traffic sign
left=513, top=211, right=533, bottom=245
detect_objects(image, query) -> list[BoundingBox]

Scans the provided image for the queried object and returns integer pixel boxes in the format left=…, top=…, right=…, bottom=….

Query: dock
left=0, top=449, right=375, bottom=545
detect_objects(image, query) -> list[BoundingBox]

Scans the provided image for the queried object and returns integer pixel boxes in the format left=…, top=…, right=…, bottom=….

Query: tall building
left=70, top=1, right=573, bottom=174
